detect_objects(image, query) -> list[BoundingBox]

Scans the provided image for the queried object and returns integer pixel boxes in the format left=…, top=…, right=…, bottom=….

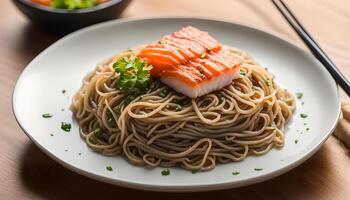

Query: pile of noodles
left=71, top=46, right=295, bottom=171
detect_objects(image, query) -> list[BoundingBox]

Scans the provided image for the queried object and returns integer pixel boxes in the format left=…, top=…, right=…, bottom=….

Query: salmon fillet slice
left=160, top=49, right=241, bottom=98
left=137, top=26, right=241, bottom=98
left=138, top=26, right=221, bottom=76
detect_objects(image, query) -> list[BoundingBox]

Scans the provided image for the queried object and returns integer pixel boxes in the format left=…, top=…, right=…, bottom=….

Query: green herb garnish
left=294, top=139, right=298, bottom=144
left=254, top=168, right=263, bottom=171
left=264, top=79, right=271, bottom=86
left=219, top=96, right=225, bottom=104
left=296, top=92, right=303, bottom=99
left=61, top=122, right=71, bottom=132
left=106, top=165, right=113, bottom=171
left=300, top=113, right=308, bottom=118
left=175, top=104, right=182, bottom=112
left=216, top=93, right=223, bottom=98
left=113, top=57, right=151, bottom=95
left=232, top=171, right=240, bottom=175
left=62, top=89, right=66, bottom=94
left=306, top=128, right=310, bottom=131
left=52, top=0, right=97, bottom=10
left=303, top=122, right=307, bottom=125
left=191, top=170, right=197, bottom=174
left=42, top=113, right=52, bottom=118
left=216, top=93, right=225, bottom=104
left=239, top=70, right=246, bottom=76
left=161, top=169, right=170, bottom=176
left=125, top=95, right=136, bottom=105
left=50, top=133, right=54, bottom=136
left=159, top=89, right=169, bottom=98
left=94, top=128, right=102, bottom=139
left=106, top=110, right=116, bottom=128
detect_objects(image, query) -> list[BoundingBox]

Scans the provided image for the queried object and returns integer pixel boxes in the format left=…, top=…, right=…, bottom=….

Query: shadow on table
left=19, top=139, right=338, bottom=200
left=15, top=23, right=61, bottom=68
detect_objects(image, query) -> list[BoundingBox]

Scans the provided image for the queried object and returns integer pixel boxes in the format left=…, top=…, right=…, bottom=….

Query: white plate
left=13, top=17, right=340, bottom=192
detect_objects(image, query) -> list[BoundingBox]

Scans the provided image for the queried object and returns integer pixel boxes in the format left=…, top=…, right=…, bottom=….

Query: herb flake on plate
left=296, top=92, right=303, bottom=99
left=61, top=122, right=72, bottom=132
left=106, top=165, right=113, bottom=171
left=161, top=169, right=170, bottom=176
left=232, top=171, right=240, bottom=175
left=42, top=113, right=52, bottom=118
left=300, top=113, right=308, bottom=118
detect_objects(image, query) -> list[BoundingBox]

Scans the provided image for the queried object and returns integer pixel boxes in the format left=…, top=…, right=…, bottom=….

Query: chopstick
left=271, top=0, right=350, bottom=96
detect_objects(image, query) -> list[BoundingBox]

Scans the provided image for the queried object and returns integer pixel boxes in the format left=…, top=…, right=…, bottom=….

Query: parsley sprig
left=113, top=57, right=151, bottom=95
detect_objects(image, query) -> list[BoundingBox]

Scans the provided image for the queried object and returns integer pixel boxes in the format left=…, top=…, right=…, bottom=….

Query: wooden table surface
left=1, top=0, right=350, bottom=199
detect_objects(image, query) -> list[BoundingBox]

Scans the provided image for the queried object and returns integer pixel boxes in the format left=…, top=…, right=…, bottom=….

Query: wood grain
left=1, top=0, right=350, bottom=199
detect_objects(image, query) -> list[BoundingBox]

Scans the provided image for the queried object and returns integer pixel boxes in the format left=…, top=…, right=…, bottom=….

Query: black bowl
left=13, top=0, right=131, bottom=33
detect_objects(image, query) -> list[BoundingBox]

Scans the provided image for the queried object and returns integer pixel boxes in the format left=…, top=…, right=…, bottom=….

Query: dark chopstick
left=271, top=0, right=350, bottom=96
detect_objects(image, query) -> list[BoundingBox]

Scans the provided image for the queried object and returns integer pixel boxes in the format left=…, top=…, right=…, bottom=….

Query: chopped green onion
left=42, top=113, right=52, bottom=118
left=62, top=89, right=66, bottom=94
left=239, top=70, right=246, bottom=76
left=300, top=113, right=308, bottom=118
left=161, top=169, right=170, bottom=176
left=61, top=122, right=71, bottom=132
left=294, top=139, right=299, bottom=144
left=191, top=170, right=197, bottom=174
left=254, top=168, right=263, bottom=171
left=50, top=133, right=54, bottom=136
left=306, top=128, right=310, bottom=131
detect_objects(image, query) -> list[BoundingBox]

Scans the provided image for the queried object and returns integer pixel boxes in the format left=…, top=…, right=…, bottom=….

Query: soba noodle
left=71, top=46, right=295, bottom=171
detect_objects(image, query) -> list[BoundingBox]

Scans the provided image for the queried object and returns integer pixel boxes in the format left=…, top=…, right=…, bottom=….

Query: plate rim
left=12, top=16, right=341, bottom=192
